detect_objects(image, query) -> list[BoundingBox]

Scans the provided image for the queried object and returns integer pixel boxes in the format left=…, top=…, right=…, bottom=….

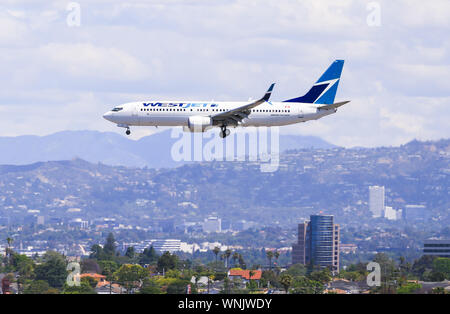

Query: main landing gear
left=220, top=126, right=231, bottom=138
left=125, top=128, right=131, bottom=135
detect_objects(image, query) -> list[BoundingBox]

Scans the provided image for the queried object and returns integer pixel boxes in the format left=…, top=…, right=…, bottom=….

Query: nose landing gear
left=117, top=124, right=131, bottom=136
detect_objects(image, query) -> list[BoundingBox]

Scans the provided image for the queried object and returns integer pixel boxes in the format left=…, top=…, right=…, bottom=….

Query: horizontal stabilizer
left=317, top=101, right=350, bottom=110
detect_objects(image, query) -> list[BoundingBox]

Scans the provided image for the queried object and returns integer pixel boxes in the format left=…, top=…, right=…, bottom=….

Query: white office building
left=151, top=239, right=181, bottom=253
left=369, top=186, right=385, bottom=218
left=202, top=216, right=222, bottom=233
left=384, top=206, right=397, bottom=220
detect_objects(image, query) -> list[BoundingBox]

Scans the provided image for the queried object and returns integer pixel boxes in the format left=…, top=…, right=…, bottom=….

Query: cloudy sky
left=0, top=0, right=449, bottom=147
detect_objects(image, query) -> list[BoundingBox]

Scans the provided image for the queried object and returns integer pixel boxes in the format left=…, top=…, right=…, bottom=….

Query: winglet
left=262, top=83, right=275, bottom=101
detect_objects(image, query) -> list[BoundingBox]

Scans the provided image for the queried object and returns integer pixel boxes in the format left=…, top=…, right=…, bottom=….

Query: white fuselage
left=103, top=100, right=336, bottom=129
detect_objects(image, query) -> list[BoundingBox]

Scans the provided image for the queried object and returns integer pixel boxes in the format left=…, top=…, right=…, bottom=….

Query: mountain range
left=0, top=129, right=335, bottom=168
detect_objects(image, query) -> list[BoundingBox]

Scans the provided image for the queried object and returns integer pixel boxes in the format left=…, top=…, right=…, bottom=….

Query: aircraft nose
left=103, top=111, right=112, bottom=121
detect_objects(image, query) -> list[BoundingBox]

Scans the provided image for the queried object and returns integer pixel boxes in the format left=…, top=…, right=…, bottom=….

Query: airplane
left=103, top=59, right=349, bottom=138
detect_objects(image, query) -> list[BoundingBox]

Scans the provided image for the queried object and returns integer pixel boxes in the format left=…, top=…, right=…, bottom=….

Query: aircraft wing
left=317, top=101, right=350, bottom=110
left=212, top=83, right=275, bottom=126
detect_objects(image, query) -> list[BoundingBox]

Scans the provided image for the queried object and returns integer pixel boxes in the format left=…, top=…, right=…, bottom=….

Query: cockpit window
left=111, top=107, right=123, bottom=112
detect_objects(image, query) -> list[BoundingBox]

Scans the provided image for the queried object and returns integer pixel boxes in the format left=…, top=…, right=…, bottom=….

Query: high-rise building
left=292, top=214, right=340, bottom=273
left=369, top=186, right=385, bottom=218
left=423, top=240, right=450, bottom=258
left=203, top=216, right=222, bottom=233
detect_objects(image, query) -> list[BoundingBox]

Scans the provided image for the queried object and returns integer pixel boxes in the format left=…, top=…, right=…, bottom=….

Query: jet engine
left=186, top=115, right=213, bottom=132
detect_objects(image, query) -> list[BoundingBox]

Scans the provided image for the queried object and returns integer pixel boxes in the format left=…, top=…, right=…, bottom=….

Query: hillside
left=0, top=138, right=448, bottom=229
left=0, top=130, right=335, bottom=169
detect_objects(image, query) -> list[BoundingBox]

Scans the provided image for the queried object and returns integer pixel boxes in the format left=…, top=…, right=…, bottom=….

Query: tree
left=89, top=244, right=105, bottom=260
left=291, top=276, right=324, bottom=294
left=260, top=270, right=279, bottom=289
left=274, top=251, right=280, bottom=267
left=166, top=279, right=190, bottom=294
left=157, top=252, right=178, bottom=273
left=98, top=260, right=119, bottom=294
left=412, top=255, right=437, bottom=279
left=232, top=252, right=239, bottom=267
left=224, top=249, right=232, bottom=269
left=212, top=247, right=220, bottom=271
left=11, top=253, right=35, bottom=293
left=140, top=278, right=163, bottom=294
left=62, top=280, right=96, bottom=294
left=140, top=246, right=159, bottom=265
left=24, top=280, right=52, bottom=294
left=238, top=254, right=246, bottom=269
left=433, top=258, right=450, bottom=280
left=34, top=251, right=67, bottom=289
left=114, top=264, right=148, bottom=294
left=125, top=246, right=136, bottom=260
left=309, top=268, right=331, bottom=285
left=285, top=263, right=307, bottom=277
left=266, top=251, right=274, bottom=270
left=81, top=259, right=100, bottom=274
left=103, top=233, right=117, bottom=257
left=5, top=237, right=13, bottom=265
left=279, top=273, right=293, bottom=294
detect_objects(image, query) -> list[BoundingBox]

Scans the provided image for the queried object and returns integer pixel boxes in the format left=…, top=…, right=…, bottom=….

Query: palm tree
left=274, top=250, right=280, bottom=269
left=266, top=250, right=274, bottom=270
left=279, top=273, right=292, bottom=294
left=224, top=249, right=232, bottom=269
left=5, top=237, right=13, bottom=265
left=212, top=247, right=220, bottom=271
left=232, top=252, right=239, bottom=267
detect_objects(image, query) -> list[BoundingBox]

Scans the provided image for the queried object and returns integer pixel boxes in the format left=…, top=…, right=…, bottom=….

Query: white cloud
left=0, top=0, right=448, bottom=147
left=37, top=43, right=151, bottom=80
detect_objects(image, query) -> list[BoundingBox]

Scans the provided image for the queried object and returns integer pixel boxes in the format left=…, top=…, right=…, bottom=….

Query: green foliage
left=432, top=258, right=450, bottom=280
left=157, top=251, right=178, bottom=272
left=62, top=281, right=97, bottom=294
left=285, top=263, right=307, bottom=277
left=81, top=276, right=98, bottom=289
left=309, top=268, right=332, bottom=285
left=139, top=246, right=159, bottom=265
left=166, top=279, right=190, bottom=294
left=98, top=260, right=119, bottom=278
left=291, top=276, right=324, bottom=294
left=103, top=233, right=117, bottom=256
left=34, top=251, right=67, bottom=289
left=397, top=282, right=422, bottom=294
left=140, top=278, right=163, bottom=294
left=23, top=280, right=51, bottom=294
left=81, top=259, right=100, bottom=274
left=279, top=273, right=293, bottom=294
left=114, top=264, right=148, bottom=293
left=125, top=246, right=136, bottom=259
left=412, top=255, right=436, bottom=279
left=260, top=270, right=279, bottom=288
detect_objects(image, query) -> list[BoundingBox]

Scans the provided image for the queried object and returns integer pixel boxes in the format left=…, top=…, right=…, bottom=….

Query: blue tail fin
left=284, top=60, right=344, bottom=104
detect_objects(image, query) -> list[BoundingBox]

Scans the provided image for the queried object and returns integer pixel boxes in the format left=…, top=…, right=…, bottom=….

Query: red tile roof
left=228, top=269, right=262, bottom=280
left=80, top=273, right=106, bottom=280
